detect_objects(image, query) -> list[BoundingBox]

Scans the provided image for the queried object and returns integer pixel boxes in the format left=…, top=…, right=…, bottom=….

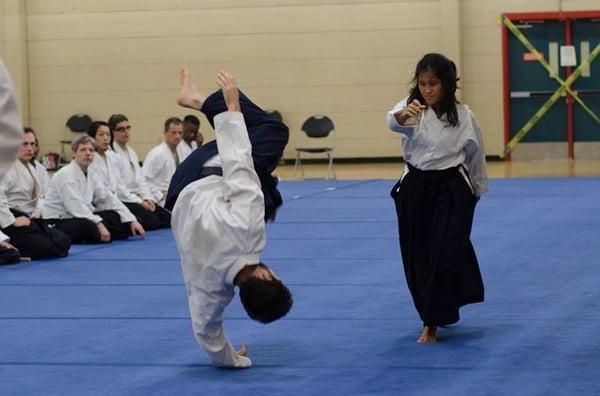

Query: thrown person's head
left=238, top=263, right=293, bottom=324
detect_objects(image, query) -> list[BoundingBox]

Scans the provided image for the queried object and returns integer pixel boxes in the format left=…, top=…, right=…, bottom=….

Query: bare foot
left=237, top=343, right=248, bottom=357
left=177, top=67, right=206, bottom=110
left=417, top=326, right=437, bottom=344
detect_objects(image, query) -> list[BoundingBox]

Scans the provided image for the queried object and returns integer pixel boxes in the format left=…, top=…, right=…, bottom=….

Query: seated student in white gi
left=172, top=70, right=293, bottom=369
left=0, top=129, right=71, bottom=259
left=42, top=135, right=145, bottom=244
left=108, top=114, right=171, bottom=229
left=88, top=121, right=167, bottom=231
left=176, top=114, right=202, bottom=162
left=25, top=127, right=50, bottom=199
left=142, top=117, right=183, bottom=206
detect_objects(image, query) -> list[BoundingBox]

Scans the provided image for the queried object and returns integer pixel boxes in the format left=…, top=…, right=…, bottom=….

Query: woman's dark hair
left=87, top=120, right=110, bottom=139
left=238, top=266, right=293, bottom=324
left=407, top=53, right=460, bottom=127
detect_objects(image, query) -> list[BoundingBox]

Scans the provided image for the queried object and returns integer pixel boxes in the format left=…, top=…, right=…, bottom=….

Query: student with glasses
left=108, top=114, right=171, bottom=229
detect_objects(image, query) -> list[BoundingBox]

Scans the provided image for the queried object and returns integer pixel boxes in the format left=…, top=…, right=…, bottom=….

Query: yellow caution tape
left=501, top=15, right=600, bottom=156
left=503, top=16, right=600, bottom=124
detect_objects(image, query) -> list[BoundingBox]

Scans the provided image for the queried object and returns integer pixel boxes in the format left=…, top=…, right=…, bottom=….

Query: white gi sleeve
left=142, top=150, right=164, bottom=202
left=188, top=285, right=252, bottom=369
left=92, top=178, right=136, bottom=223
left=35, top=161, right=50, bottom=197
left=136, top=177, right=155, bottom=202
left=215, top=111, right=264, bottom=227
left=464, top=110, right=489, bottom=197
left=130, top=150, right=155, bottom=202
left=0, top=181, right=16, bottom=228
left=112, top=154, right=143, bottom=204
left=0, top=59, right=23, bottom=178
left=386, top=97, right=416, bottom=136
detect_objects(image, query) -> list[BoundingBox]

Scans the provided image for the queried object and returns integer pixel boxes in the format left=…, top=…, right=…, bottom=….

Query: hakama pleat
left=391, top=164, right=484, bottom=326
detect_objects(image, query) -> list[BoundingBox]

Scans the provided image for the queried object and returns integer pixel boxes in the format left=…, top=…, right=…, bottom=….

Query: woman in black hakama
left=386, top=53, right=488, bottom=343
left=391, top=164, right=484, bottom=337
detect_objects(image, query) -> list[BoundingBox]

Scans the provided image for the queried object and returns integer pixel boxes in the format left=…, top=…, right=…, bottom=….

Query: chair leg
left=294, top=152, right=305, bottom=180
left=293, top=155, right=299, bottom=178
left=327, top=152, right=335, bottom=180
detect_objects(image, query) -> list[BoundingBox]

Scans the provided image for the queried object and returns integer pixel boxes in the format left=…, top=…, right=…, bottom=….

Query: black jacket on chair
left=165, top=90, right=289, bottom=222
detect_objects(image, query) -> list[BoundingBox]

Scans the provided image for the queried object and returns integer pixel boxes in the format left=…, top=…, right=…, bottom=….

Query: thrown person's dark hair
left=238, top=267, right=293, bottom=324
left=183, top=114, right=200, bottom=126
left=87, top=120, right=110, bottom=139
left=407, top=53, right=460, bottom=127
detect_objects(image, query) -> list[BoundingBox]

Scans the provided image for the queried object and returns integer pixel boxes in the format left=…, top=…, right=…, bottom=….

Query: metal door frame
left=501, top=10, right=600, bottom=160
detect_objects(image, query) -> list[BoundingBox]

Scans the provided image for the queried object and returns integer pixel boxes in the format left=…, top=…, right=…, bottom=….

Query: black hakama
left=391, top=163, right=484, bottom=326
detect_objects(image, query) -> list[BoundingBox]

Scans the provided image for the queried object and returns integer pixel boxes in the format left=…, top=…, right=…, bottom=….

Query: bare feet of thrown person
left=177, top=67, right=206, bottom=110
left=417, top=326, right=437, bottom=344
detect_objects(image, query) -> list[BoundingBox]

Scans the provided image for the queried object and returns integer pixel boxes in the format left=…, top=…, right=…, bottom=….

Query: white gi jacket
left=172, top=112, right=265, bottom=369
left=90, top=151, right=142, bottom=204
left=0, top=160, right=42, bottom=227
left=112, top=143, right=153, bottom=203
left=386, top=97, right=488, bottom=197
left=143, top=142, right=177, bottom=205
left=42, top=161, right=136, bottom=224
left=177, top=140, right=197, bottom=163
left=33, top=160, right=50, bottom=199
left=0, top=59, right=23, bottom=178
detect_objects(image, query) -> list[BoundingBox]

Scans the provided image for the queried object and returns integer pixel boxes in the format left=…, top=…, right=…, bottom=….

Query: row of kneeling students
left=0, top=114, right=203, bottom=264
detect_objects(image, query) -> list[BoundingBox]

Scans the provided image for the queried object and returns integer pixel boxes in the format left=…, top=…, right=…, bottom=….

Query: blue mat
left=1, top=178, right=599, bottom=395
